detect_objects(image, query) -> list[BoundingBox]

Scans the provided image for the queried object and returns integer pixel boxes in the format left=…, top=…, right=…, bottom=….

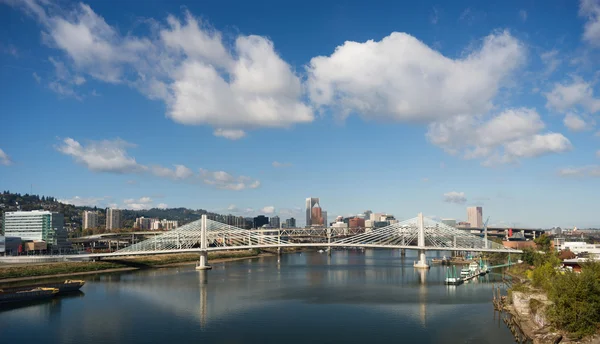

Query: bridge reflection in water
left=99, top=250, right=505, bottom=331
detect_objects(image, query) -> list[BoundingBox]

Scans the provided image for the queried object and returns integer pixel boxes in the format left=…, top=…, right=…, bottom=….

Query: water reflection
left=0, top=249, right=514, bottom=344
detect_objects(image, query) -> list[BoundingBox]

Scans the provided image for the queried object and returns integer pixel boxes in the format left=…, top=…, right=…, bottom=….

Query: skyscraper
left=106, top=208, right=121, bottom=230
left=467, top=207, right=483, bottom=228
left=322, top=211, right=327, bottom=227
left=305, top=197, right=319, bottom=227
left=311, top=203, right=322, bottom=227
left=83, top=210, right=98, bottom=229
left=253, top=215, right=269, bottom=228
left=285, top=218, right=296, bottom=228
left=270, top=216, right=281, bottom=229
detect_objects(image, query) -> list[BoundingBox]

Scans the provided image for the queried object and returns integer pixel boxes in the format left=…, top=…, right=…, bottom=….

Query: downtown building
left=270, top=216, right=281, bottom=229
left=305, top=197, right=327, bottom=227
left=285, top=218, right=296, bottom=228
left=467, top=206, right=483, bottom=228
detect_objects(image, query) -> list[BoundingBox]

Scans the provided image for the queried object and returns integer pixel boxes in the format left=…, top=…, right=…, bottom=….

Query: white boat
left=318, top=249, right=324, bottom=253
left=445, top=266, right=463, bottom=285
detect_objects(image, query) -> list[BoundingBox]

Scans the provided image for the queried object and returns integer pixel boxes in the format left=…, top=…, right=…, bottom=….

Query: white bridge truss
left=114, top=214, right=519, bottom=257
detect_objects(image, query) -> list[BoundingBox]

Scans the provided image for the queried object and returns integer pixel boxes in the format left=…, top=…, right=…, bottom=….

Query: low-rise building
left=553, top=238, right=600, bottom=258
left=2, top=210, right=68, bottom=249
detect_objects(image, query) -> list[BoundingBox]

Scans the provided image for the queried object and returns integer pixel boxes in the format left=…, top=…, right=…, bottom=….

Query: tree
left=534, top=234, right=552, bottom=252
left=522, top=247, right=538, bottom=265
left=547, top=262, right=600, bottom=338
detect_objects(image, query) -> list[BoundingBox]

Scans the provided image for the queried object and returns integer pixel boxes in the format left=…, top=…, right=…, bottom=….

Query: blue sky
left=1, top=0, right=600, bottom=228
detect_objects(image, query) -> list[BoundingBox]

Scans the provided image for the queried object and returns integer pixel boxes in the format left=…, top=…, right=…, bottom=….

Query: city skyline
left=1, top=0, right=600, bottom=228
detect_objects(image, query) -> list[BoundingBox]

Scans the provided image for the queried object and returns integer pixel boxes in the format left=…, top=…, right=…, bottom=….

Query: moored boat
left=0, top=280, right=85, bottom=295
left=445, top=266, right=463, bottom=285
left=0, top=287, right=59, bottom=304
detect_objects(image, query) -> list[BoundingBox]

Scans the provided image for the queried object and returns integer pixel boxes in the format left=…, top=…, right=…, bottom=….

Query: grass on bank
left=0, top=249, right=262, bottom=280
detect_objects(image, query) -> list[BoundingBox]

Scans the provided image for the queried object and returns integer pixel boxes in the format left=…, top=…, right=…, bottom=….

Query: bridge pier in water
left=196, top=215, right=212, bottom=271
left=413, top=213, right=430, bottom=269
left=401, top=248, right=406, bottom=256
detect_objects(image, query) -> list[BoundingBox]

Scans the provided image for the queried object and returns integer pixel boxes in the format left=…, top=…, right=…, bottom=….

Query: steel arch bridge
left=91, top=213, right=520, bottom=268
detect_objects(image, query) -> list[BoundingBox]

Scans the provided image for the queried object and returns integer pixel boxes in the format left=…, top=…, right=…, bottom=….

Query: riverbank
left=0, top=250, right=265, bottom=283
left=500, top=265, right=600, bottom=344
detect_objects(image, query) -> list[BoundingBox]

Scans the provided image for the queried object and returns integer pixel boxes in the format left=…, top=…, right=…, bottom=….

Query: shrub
left=546, top=262, right=600, bottom=338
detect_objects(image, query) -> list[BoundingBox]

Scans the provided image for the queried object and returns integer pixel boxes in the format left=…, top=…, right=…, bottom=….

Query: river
left=0, top=249, right=516, bottom=343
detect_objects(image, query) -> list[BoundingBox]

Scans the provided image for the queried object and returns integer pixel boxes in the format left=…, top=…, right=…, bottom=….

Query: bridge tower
left=414, top=213, right=430, bottom=269
left=196, top=215, right=212, bottom=271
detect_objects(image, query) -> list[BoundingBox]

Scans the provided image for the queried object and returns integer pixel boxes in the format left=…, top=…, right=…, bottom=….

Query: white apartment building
left=106, top=208, right=121, bottom=230
left=83, top=210, right=98, bottom=229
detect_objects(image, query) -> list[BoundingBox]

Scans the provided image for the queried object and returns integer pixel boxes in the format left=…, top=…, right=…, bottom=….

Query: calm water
left=0, top=250, right=515, bottom=343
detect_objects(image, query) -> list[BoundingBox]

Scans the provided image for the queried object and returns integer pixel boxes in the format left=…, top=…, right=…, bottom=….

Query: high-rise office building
left=253, top=215, right=269, bottom=228
left=310, top=203, right=323, bottom=227
left=106, top=208, right=121, bottom=230
left=322, top=211, right=327, bottom=227
left=467, top=207, right=483, bottom=228
left=83, top=210, right=98, bottom=229
left=2, top=210, right=68, bottom=248
left=305, top=197, right=319, bottom=227
left=285, top=218, right=296, bottom=228
left=270, top=216, right=281, bottom=229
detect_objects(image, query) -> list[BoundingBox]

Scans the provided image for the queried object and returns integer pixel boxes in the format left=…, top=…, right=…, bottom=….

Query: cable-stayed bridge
left=78, top=213, right=521, bottom=269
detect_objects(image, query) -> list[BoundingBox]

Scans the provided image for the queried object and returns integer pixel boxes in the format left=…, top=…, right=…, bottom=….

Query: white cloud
left=124, top=197, right=153, bottom=210
left=56, top=137, right=145, bottom=173
left=32, top=72, right=41, bottom=83
left=198, top=169, right=261, bottom=190
left=307, top=30, right=524, bottom=123
left=0, top=148, right=12, bottom=166
left=430, top=7, right=439, bottom=24
left=151, top=164, right=194, bottom=180
left=579, top=0, right=600, bottom=46
left=5, top=2, right=313, bottom=138
left=166, top=32, right=313, bottom=134
left=519, top=9, right=527, bottom=22
left=558, top=165, right=600, bottom=178
left=540, top=50, right=560, bottom=76
left=502, top=133, right=572, bottom=159
left=213, top=129, right=246, bottom=140
left=261, top=206, right=275, bottom=214
left=157, top=203, right=168, bottom=209
left=55, top=137, right=261, bottom=189
left=443, top=191, right=467, bottom=204
left=227, top=204, right=239, bottom=212
left=73, top=75, right=86, bottom=85
left=59, top=196, right=107, bottom=207
left=545, top=78, right=600, bottom=114
left=45, top=3, right=151, bottom=83
left=563, top=113, right=589, bottom=132
left=47, top=57, right=86, bottom=99
left=272, top=161, right=292, bottom=168
left=427, top=108, right=571, bottom=165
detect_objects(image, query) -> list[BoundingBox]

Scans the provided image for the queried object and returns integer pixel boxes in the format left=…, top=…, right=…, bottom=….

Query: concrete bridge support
left=196, top=214, right=212, bottom=271
left=327, top=227, right=332, bottom=256
left=401, top=248, right=406, bottom=256
left=414, top=213, right=430, bottom=269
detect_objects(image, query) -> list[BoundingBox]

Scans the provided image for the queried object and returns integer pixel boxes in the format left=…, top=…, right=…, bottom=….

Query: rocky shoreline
left=495, top=284, right=600, bottom=344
